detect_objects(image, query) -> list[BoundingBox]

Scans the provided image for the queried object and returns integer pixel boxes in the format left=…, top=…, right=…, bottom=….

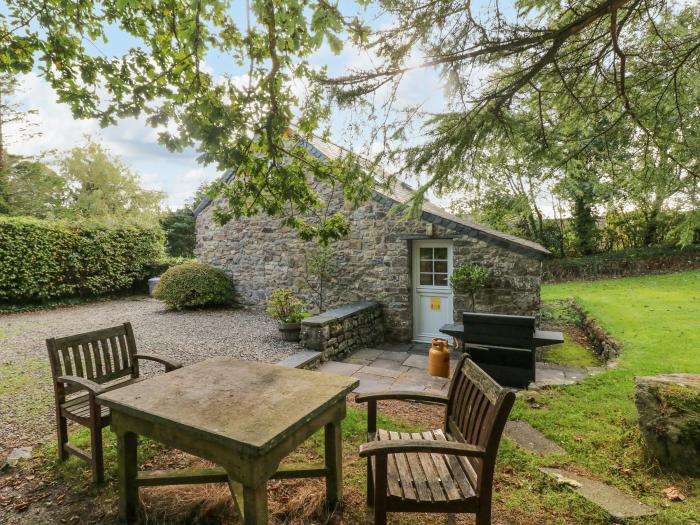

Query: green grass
left=541, top=339, right=600, bottom=367
left=507, top=270, right=700, bottom=523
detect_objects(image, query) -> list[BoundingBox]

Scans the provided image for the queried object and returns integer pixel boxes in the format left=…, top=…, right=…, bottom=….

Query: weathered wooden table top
left=98, top=357, right=358, bottom=456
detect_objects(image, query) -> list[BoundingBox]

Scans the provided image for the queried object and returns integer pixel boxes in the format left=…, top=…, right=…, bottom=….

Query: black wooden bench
left=440, top=312, right=563, bottom=388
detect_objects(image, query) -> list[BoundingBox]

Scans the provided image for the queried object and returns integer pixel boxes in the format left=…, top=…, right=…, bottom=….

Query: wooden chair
left=356, top=354, right=515, bottom=525
left=46, top=322, right=182, bottom=483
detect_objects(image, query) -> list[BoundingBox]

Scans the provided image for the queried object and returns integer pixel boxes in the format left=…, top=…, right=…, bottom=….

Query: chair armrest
left=359, top=439, right=485, bottom=458
left=56, top=375, right=106, bottom=395
left=134, top=353, right=183, bottom=372
left=355, top=391, right=448, bottom=405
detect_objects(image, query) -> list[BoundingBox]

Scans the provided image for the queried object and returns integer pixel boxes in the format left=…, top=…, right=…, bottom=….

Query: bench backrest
left=445, top=355, right=515, bottom=497
left=46, top=322, right=139, bottom=395
left=462, top=312, right=535, bottom=349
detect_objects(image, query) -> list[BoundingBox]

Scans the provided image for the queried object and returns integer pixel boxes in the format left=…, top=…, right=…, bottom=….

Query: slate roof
left=194, top=137, right=550, bottom=257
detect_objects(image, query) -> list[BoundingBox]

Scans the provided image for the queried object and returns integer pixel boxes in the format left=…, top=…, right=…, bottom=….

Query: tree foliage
left=0, top=0, right=374, bottom=241
left=1, top=0, right=698, bottom=248
left=329, top=0, right=699, bottom=245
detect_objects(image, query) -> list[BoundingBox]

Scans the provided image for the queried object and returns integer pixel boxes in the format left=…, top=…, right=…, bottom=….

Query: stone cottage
left=195, top=138, right=550, bottom=342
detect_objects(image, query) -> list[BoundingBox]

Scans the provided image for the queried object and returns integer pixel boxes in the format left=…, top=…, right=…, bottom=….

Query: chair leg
left=89, top=397, right=105, bottom=484
left=366, top=459, right=374, bottom=507
left=373, top=456, right=387, bottom=525
left=476, top=508, right=492, bottom=525
left=90, top=425, right=104, bottom=484
left=56, top=413, right=68, bottom=462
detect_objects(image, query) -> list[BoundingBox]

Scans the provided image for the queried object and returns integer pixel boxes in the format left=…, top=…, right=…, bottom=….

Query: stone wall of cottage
left=196, top=194, right=543, bottom=341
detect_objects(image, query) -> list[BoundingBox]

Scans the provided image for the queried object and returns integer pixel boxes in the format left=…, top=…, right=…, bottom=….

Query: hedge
left=543, top=245, right=700, bottom=282
left=0, top=216, right=164, bottom=303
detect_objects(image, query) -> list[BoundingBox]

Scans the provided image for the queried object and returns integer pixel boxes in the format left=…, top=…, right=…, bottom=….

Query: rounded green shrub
left=154, top=263, right=234, bottom=310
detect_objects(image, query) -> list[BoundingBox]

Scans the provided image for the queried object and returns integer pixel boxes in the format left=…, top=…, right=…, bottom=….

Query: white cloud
left=5, top=72, right=219, bottom=209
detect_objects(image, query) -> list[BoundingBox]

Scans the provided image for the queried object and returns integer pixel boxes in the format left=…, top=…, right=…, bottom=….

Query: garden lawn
left=507, top=270, right=700, bottom=524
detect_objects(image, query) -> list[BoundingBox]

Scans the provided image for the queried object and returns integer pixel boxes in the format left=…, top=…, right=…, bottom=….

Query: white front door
left=412, top=240, right=454, bottom=343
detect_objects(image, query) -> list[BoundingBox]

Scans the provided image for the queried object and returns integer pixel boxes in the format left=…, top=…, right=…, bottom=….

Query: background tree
left=302, top=243, right=338, bottom=312
left=160, top=182, right=213, bottom=258
left=61, top=142, right=165, bottom=225
left=0, top=72, right=46, bottom=214
left=2, top=156, right=66, bottom=217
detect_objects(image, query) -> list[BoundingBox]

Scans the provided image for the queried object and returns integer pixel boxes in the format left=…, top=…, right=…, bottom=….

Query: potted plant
left=266, top=288, right=308, bottom=341
left=450, top=263, right=489, bottom=311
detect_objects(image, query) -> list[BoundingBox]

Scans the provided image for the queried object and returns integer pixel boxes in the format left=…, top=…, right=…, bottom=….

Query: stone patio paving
left=316, top=342, right=594, bottom=394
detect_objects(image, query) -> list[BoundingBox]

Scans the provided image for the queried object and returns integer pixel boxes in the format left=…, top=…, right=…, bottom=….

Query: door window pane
left=420, top=273, right=433, bottom=285
left=417, top=245, right=450, bottom=287
left=434, top=247, right=448, bottom=260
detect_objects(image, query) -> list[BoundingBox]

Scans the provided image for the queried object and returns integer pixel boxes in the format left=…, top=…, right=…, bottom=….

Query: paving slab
left=378, top=342, right=413, bottom=352
left=316, top=361, right=363, bottom=376
left=409, top=343, right=431, bottom=353
left=403, top=354, right=429, bottom=369
left=352, top=373, right=395, bottom=394
left=378, top=350, right=410, bottom=362
left=352, top=348, right=384, bottom=360
left=370, top=358, right=408, bottom=372
left=357, top=365, right=403, bottom=379
left=539, top=468, right=655, bottom=520
left=531, top=363, right=592, bottom=388
left=505, top=421, right=566, bottom=456
left=344, top=356, right=373, bottom=366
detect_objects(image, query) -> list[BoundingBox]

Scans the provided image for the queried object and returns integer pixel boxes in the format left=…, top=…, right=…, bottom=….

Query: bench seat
left=61, top=379, right=142, bottom=423
left=370, top=428, right=477, bottom=509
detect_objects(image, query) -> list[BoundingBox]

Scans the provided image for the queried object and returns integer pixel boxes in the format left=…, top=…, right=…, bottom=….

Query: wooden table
left=97, top=357, right=359, bottom=525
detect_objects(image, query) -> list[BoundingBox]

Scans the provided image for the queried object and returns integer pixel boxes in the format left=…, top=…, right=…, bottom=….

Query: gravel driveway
left=0, top=296, right=299, bottom=457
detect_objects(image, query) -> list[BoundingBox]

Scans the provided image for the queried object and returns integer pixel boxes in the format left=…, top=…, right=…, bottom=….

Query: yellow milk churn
left=428, top=337, right=450, bottom=378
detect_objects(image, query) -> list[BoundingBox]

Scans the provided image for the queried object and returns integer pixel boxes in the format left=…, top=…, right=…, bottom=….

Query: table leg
left=324, top=420, right=343, bottom=509
left=228, top=477, right=268, bottom=525
left=116, top=430, right=138, bottom=523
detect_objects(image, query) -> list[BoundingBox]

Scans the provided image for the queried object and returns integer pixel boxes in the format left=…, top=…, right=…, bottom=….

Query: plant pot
left=278, top=322, right=301, bottom=342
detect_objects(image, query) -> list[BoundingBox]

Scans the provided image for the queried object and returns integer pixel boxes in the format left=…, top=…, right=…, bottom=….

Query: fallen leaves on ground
left=662, top=486, right=686, bottom=502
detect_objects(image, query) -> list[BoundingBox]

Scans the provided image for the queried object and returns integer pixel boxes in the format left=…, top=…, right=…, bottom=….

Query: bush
left=0, top=216, right=163, bottom=303
left=142, top=256, right=196, bottom=279
left=154, top=263, right=234, bottom=310
left=266, top=288, right=307, bottom=324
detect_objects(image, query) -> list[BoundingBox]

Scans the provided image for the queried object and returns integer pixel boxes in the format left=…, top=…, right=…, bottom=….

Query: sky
left=4, top=0, right=453, bottom=210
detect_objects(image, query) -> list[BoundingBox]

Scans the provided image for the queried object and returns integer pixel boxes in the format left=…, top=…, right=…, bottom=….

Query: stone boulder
left=634, top=374, right=700, bottom=475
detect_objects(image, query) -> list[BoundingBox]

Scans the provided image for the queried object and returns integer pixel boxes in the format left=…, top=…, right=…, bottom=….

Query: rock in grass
left=635, top=374, right=700, bottom=475
left=1, top=447, right=32, bottom=471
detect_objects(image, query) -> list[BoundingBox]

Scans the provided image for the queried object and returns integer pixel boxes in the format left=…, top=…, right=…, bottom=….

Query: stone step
left=505, top=421, right=566, bottom=456
left=539, top=467, right=656, bottom=520
left=276, top=350, right=321, bottom=369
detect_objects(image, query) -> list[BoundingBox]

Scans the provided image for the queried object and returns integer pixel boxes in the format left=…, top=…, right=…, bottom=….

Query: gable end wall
left=195, top=196, right=542, bottom=341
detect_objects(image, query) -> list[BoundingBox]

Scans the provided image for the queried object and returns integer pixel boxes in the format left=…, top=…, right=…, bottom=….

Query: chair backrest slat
left=445, top=355, right=516, bottom=496
left=47, top=323, right=138, bottom=395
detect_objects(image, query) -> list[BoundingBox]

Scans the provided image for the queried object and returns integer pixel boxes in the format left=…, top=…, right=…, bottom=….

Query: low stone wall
left=300, top=301, right=384, bottom=360
left=570, top=301, right=620, bottom=361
